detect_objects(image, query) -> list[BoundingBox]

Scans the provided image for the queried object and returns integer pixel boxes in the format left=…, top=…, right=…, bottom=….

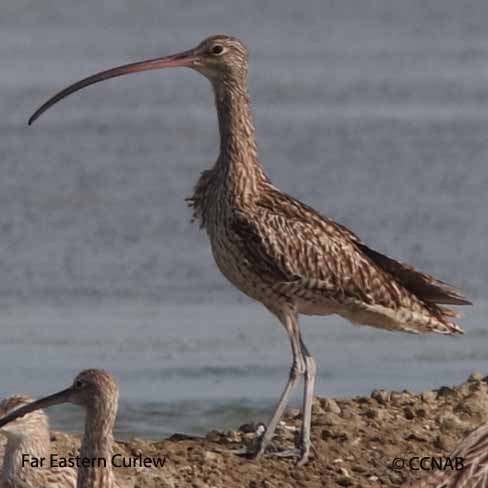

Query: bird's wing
left=267, top=189, right=468, bottom=306
left=231, top=195, right=407, bottom=310
left=231, top=187, right=468, bottom=330
left=333, top=220, right=470, bottom=306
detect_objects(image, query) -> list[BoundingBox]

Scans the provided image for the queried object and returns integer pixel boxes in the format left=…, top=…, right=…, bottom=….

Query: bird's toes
left=212, top=446, right=255, bottom=457
left=296, top=448, right=311, bottom=466
left=264, top=448, right=302, bottom=459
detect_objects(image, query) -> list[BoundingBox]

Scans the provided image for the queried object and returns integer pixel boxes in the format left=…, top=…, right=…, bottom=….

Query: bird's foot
left=258, top=447, right=311, bottom=465
left=210, top=423, right=266, bottom=458
left=214, top=444, right=311, bottom=464
left=212, top=422, right=311, bottom=465
left=253, top=426, right=312, bottom=465
left=297, top=445, right=311, bottom=466
left=216, top=445, right=304, bottom=461
left=265, top=448, right=301, bottom=459
left=212, top=446, right=255, bottom=457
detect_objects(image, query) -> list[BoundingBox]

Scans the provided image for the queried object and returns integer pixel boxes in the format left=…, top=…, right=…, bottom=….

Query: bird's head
left=190, top=35, right=249, bottom=82
left=0, top=395, right=49, bottom=440
left=0, top=370, right=118, bottom=430
left=67, top=369, right=119, bottom=409
left=29, top=34, right=249, bottom=124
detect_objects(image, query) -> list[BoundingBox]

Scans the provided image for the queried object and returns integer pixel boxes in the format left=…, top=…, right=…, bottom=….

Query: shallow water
left=0, top=0, right=486, bottom=437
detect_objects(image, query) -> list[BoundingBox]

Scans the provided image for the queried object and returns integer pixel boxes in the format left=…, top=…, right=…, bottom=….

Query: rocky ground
left=4, top=373, right=488, bottom=487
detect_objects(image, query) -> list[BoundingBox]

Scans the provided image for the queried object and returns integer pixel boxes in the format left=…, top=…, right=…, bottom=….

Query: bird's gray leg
left=297, top=336, right=317, bottom=466
left=255, top=311, right=306, bottom=459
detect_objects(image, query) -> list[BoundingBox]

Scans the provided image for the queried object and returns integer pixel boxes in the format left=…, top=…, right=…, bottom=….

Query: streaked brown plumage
left=416, top=423, right=488, bottom=487
left=27, top=34, right=471, bottom=464
left=0, top=371, right=121, bottom=488
left=0, top=395, right=76, bottom=488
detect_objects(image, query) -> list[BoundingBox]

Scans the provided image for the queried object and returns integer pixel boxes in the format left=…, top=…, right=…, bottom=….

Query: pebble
left=404, top=407, right=415, bottom=420
left=404, top=431, right=429, bottom=442
left=416, top=408, right=427, bottom=418
left=316, top=412, right=342, bottom=426
left=322, top=398, right=342, bottom=414
left=336, top=469, right=353, bottom=487
left=225, top=431, right=241, bottom=443
left=390, top=392, right=406, bottom=406
left=312, top=397, right=325, bottom=415
left=286, top=408, right=302, bottom=419
left=341, top=409, right=361, bottom=422
left=336, top=477, right=353, bottom=486
left=243, top=432, right=257, bottom=443
left=238, top=423, right=256, bottom=433
left=364, top=408, right=381, bottom=419
left=321, top=428, right=349, bottom=441
left=469, top=372, right=483, bottom=382
left=159, top=479, right=176, bottom=488
left=438, top=413, right=466, bottom=434
left=205, top=431, right=222, bottom=442
left=204, top=451, right=221, bottom=463
left=421, top=390, right=436, bottom=403
left=356, top=396, right=370, bottom=405
left=437, top=386, right=457, bottom=398
left=191, top=482, right=209, bottom=488
left=434, top=434, right=451, bottom=450
left=455, top=393, right=488, bottom=419
left=388, top=471, right=404, bottom=485
left=371, top=389, right=389, bottom=405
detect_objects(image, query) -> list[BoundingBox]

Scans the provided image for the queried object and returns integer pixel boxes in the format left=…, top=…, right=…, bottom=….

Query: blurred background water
left=0, top=0, right=486, bottom=438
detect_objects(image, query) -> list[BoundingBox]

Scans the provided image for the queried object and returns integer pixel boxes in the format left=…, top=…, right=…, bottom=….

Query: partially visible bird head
left=0, top=395, right=49, bottom=439
left=28, top=34, right=250, bottom=124
left=0, top=369, right=118, bottom=430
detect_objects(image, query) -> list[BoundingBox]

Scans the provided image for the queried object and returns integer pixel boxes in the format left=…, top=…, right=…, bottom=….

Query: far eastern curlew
left=0, top=370, right=122, bottom=488
left=0, top=395, right=76, bottom=488
left=27, top=35, right=471, bottom=464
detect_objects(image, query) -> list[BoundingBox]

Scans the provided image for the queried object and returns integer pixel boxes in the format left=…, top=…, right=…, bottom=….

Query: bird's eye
left=74, top=380, right=84, bottom=389
left=211, top=45, right=224, bottom=55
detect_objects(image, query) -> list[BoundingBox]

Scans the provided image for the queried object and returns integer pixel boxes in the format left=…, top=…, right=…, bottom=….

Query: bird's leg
left=297, top=336, right=317, bottom=466
left=255, top=312, right=306, bottom=459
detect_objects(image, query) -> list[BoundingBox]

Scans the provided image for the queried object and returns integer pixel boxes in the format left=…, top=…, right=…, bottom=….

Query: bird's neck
left=2, top=432, right=50, bottom=484
left=213, top=79, right=268, bottom=201
left=77, top=402, right=117, bottom=488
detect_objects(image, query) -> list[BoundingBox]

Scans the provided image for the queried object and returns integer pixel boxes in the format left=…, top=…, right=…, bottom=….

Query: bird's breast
left=204, top=212, right=283, bottom=308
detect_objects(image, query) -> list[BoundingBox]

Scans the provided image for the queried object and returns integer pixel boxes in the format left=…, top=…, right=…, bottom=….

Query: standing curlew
left=0, top=370, right=121, bottom=488
left=0, top=395, right=76, bottom=488
left=27, top=35, right=471, bottom=464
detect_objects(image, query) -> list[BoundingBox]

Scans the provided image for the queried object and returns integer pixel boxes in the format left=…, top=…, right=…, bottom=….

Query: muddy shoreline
left=5, top=373, right=488, bottom=487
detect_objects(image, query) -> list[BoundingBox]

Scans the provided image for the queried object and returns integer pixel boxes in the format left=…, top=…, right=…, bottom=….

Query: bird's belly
left=295, top=298, right=340, bottom=316
left=207, top=231, right=341, bottom=314
left=208, top=230, right=280, bottom=305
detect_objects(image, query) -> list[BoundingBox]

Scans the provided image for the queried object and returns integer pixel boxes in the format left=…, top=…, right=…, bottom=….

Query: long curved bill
left=28, top=48, right=199, bottom=125
left=0, top=387, right=73, bottom=428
